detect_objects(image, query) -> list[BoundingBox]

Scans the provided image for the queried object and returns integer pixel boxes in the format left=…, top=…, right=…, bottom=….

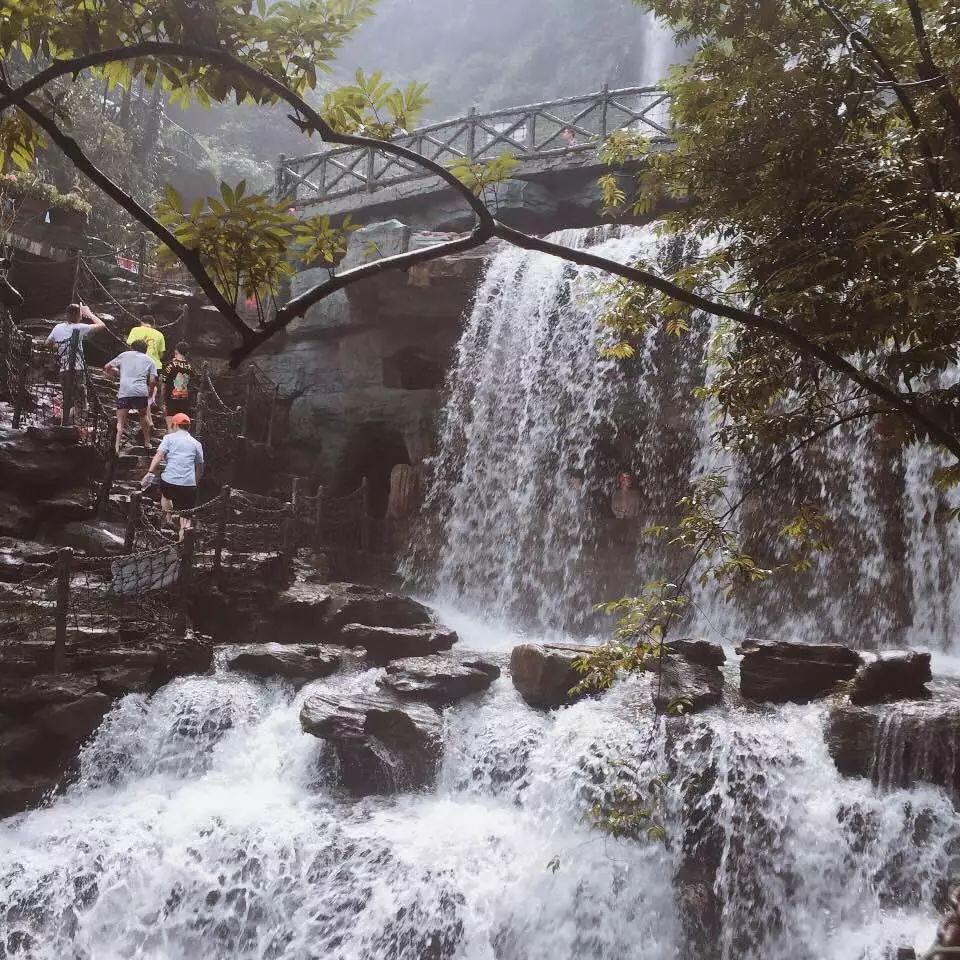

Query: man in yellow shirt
left=127, top=315, right=165, bottom=408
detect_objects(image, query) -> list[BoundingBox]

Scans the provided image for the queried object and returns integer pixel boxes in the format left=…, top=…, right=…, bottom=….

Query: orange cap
left=171, top=413, right=191, bottom=427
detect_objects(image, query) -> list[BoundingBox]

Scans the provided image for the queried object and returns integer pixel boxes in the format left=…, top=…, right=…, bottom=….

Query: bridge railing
left=277, top=84, right=672, bottom=207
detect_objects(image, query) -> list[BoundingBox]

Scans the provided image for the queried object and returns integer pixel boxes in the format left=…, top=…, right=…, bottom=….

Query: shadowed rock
left=225, top=643, right=350, bottom=688
left=339, top=624, right=458, bottom=665
left=380, top=655, right=500, bottom=704
left=300, top=690, right=442, bottom=795
left=849, top=651, right=932, bottom=705
left=510, top=644, right=592, bottom=709
left=653, top=640, right=726, bottom=715
left=737, top=639, right=862, bottom=703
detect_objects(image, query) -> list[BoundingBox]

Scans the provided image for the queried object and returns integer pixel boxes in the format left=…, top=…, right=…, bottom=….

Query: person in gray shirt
left=104, top=341, right=158, bottom=454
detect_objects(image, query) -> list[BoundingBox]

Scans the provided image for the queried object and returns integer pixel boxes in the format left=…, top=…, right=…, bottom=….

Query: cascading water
left=5, top=229, right=960, bottom=959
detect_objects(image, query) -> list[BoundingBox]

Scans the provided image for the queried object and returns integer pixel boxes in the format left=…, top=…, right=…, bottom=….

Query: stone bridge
left=276, top=85, right=674, bottom=233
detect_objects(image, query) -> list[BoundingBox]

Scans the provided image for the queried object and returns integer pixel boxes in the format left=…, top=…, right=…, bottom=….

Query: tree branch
left=2, top=83, right=252, bottom=341
left=904, top=0, right=960, bottom=139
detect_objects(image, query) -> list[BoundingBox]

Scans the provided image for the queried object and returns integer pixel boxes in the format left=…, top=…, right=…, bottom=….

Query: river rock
left=379, top=655, right=500, bottom=703
left=225, top=643, right=349, bottom=687
left=826, top=699, right=960, bottom=798
left=738, top=639, right=862, bottom=703
left=300, top=690, right=443, bottom=795
left=510, top=643, right=591, bottom=709
left=653, top=643, right=725, bottom=715
left=849, top=651, right=932, bottom=705
left=339, top=623, right=458, bottom=665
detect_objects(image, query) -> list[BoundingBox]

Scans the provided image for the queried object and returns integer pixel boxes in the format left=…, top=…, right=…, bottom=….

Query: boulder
left=225, top=643, right=350, bottom=687
left=666, top=638, right=726, bottom=667
left=47, top=520, right=126, bottom=555
left=510, top=643, right=591, bottom=709
left=0, top=675, right=99, bottom=719
left=849, top=651, right=932, bottom=705
left=300, top=690, right=442, bottom=795
left=33, top=691, right=112, bottom=742
left=379, top=655, right=500, bottom=703
left=737, top=639, right=862, bottom=703
left=827, top=700, right=960, bottom=798
left=339, top=623, right=458, bottom=665
left=653, top=654, right=725, bottom=716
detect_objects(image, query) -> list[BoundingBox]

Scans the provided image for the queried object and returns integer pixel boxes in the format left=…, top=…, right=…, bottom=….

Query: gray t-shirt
left=107, top=350, right=157, bottom=398
left=48, top=321, right=97, bottom=372
left=157, top=430, right=204, bottom=486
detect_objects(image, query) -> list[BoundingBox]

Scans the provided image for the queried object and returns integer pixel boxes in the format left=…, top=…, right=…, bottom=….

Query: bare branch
left=904, top=0, right=960, bottom=138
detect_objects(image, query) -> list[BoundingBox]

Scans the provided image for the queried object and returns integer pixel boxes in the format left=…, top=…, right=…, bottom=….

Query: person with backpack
left=46, top=302, right=106, bottom=423
left=104, top=340, right=158, bottom=454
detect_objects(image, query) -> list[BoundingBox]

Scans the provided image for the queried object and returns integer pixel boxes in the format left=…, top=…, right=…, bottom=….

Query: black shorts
left=165, top=399, right=193, bottom=417
left=118, top=396, right=149, bottom=411
left=159, top=479, right=198, bottom=510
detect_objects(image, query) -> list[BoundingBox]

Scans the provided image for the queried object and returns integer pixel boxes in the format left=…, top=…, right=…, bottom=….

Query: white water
left=4, top=228, right=960, bottom=959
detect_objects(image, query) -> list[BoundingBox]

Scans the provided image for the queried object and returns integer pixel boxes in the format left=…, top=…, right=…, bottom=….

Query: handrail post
left=365, top=146, right=376, bottom=193
left=12, top=338, right=30, bottom=429
left=124, top=491, right=141, bottom=553
left=97, top=446, right=117, bottom=517
left=313, top=484, right=325, bottom=551
left=62, top=329, right=79, bottom=426
left=213, top=484, right=230, bottom=574
left=232, top=434, right=247, bottom=488
left=266, top=384, right=279, bottom=447
left=194, top=366, right=207, bottom=439
left=241, top=366, right=255, bottom=438
left=466, top=106, right=478, bottom=162
left=360, top=476, right=371, bottom=553
left=600, top=82, right=610, bottom=141
left=53, top=547, right=72, bottom=674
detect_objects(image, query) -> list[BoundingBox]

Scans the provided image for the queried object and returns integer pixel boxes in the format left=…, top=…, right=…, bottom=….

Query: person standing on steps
left=104, top=340, right=157, bottom=454
left=142, top=413, right=204, bottom=539
left=162, top=341, right=194, bottom=434
left=46, top=302, right=106, bottom=424
left=126, top=314, right=165, bottom=408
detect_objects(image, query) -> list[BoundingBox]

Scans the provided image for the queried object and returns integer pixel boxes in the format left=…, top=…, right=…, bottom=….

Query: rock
left=379, top=655, right=499, bottom=703
left=827, top=699, right=960, bottom=798
left=225, top=643, right=349, bottom=687
left=666, top=638, right=726, bottom=667
left=0, top=675, right=99, bottom=718
left=737, top=639, right=862, bottom=703
left=94, top=667, right=154, bottom=696
left=47, top=520, right=126, bottom=555
left=510, top=643, right=591, bottom=709
left=0, top=773, right=54, bottom=818
left=340, top=220, right=412, bottom=271
left=653, top=657, right=724, bottom=715
left=33, top=691, right=112, bottom=742
left=300, top=690, right=442, bottom=795
left=849, top=651, right=932, bottom=705
left=339, top=623, right=458, bottom=665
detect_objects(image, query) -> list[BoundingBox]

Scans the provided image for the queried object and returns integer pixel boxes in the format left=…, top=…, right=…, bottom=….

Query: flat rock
left=850, top=651, right=932, bottom=706
left=33, top=691, right=113, bottom=741
left=510, top=643, right=592, bottom=709
left=666, top=638, right=726, bottom=667
left=225, top=643, right=349, bottom=687
left=300, top=690, right=442, bottom=795
left=339, top=623, right=458, bottom=665
left=653, top=656, right=724, bottom=715
left=379, top=655, right=500, bottom=703
left=0, top=675, right=99, bottom=718
left=737, top=639, right=862, bottom=703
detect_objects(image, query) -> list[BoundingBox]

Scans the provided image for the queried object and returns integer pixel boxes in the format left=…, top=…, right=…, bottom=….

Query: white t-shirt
left=47, top=321, right=97, bottom=372
left=106, top=350, right=157, bottom=398
left=158, top=430, right=204, bottom=486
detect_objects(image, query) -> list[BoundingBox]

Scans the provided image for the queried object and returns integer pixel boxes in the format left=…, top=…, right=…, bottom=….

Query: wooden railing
left=276, top=84, right=672, bottom=207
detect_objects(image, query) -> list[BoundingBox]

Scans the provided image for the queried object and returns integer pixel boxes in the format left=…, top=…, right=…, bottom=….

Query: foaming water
left=2, top=663, right=956, bottom=958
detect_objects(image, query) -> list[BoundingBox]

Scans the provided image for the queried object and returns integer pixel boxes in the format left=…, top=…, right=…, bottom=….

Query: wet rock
left=0, top=773, right=55, bottom=818
left=339, top=624, right=458, bottom=665
left=666, top=638, right=726, bottom=667
left=94, top=666, right=155, bottom=696
left=379, top=655, right=499, bottom=703
left=850, top=651, right=932, bottom=705
left=225, top=643, right=349, bottom=687
left=33, top=691, right=112, bottom=742
left=827, top=700, right=960, bottom=799
left=510, top=643, right=591, bottom=709
left=737, top=639, right=862, bottom=703
left=47, top=520, right=126, bottom=555
left=0, top=675, right=100, bottom=719
left=300, top=690, right=443, bottom=795
left=653, top=656, right=724, bottom=715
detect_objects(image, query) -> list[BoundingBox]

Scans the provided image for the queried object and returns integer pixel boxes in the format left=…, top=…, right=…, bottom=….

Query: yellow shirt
left=127, top=325, right=166, bottom=368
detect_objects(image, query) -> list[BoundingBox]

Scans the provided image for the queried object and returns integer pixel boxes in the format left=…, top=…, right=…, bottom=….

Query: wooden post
left=232, top=434, right=247, bottom=487
left=241, top=366, right=255, bottom=437
left=62, top=329, right=79, bottom=426
left=365, top=146, right=376, bottom=193
left=124, top=491, right=141, bottom=553
left=194, top=367, right=207, bottom=439
left=213, top=485, right=231, bottom=574
left=70, top=253, right=81, bottom=304
left=466, top=106, right=478, bottom=162
left=266, top=384, right=279, bottom=447
left=280, top=498, right=297, bottom=570
left=53, top=547, right=72, bottom=674
left=96, top=446, right=117, bottom=517
left=12, top=340, right=30, bottom=429
left=313, top=484, right=325, bottom=551
left=359, top=476, right=371, bottom=552
left=600, top=82, right=610, bottom=140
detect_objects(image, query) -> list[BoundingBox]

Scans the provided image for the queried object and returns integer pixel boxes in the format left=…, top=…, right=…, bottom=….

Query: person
left=162, top=341, right=194, bottom=433
left=45, top=302, right=106, bottom=424
left=142, top=412, right=204, bottom=538
left=127, top=314, right=165, bottom=407
left=610, top=471, right=642, bottom=519
left=561, top=126, right=577, bottom=146
left=104, top=341, right=157, bottom=454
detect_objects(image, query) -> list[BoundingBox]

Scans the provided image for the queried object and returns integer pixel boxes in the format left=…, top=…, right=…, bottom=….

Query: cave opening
left=382, top=347, right=444, bottom=391
left=335, top=423, right=411, bottom=518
